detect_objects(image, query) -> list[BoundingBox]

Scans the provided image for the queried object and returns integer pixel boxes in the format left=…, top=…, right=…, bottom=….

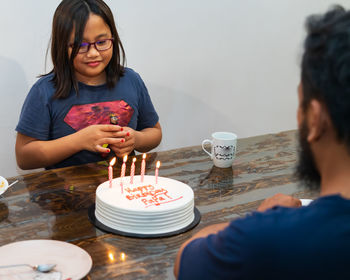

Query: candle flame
left=120, top=252, right=126, bottom=261
left=156, top=161, right=161, bottom=168
left=133, top=157, right=137, bottom=163
left=123, top=155, right=128, bottom=162
left=142, top=153, right=146, bottom=159
left=109, top=157, right=116, bottom=166
left=108, top=252, right=115, bottom=261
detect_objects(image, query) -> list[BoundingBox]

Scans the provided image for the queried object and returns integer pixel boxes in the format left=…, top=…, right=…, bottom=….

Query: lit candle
left=130, top=157, right=136, bottom=184
left=109, top=157, right=116, bottom=188
left=120, top=155, right=128, bottom=192
left=155, top=161, right=161, bottom=184
left=141, top=153, right=146, bottom=183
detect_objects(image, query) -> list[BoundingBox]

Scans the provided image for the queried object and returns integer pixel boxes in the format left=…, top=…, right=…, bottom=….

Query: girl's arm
left=16, top=132, right=81, bottom=169
left=16, top=124, right=124, bottom=169
left=135, top=122, right=162, bottom=152
left=110, top=122, right=162, bottom=157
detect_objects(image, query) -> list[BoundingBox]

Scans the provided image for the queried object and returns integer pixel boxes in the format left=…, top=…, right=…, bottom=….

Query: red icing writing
left=124, top=184, right=182, bottom=207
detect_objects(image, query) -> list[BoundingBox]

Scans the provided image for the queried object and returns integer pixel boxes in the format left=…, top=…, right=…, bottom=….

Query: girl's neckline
left=77, top=81, right=108, bottom=89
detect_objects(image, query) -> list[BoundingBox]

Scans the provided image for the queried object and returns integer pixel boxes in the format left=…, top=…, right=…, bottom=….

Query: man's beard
left=295, top=120, right=321, bottom=190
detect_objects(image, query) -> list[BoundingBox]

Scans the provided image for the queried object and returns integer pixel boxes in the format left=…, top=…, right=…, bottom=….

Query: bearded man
left=175, top=5, right=350, bottom=280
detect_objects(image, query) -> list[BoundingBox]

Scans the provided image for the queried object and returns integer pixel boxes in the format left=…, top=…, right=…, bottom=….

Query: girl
left=15, top=0, right=162, bottom=170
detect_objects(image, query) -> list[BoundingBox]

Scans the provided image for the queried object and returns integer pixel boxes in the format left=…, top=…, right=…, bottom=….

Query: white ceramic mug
left=202, top=132, right=237, bottom=168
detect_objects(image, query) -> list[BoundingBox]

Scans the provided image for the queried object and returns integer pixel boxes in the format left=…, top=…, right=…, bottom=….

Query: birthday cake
left=95, top=175, right=195, bottom=235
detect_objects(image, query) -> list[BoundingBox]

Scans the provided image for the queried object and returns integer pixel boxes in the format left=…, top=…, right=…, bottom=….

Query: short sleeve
left=178, top=219, right=250, bottom=280
left=16, top=81, right=52, bottom=140
left=133, top=72, right=159, bottom=131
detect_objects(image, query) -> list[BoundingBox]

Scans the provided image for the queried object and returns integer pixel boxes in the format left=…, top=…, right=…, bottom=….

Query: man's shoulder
left=227, top=205, right=309, bottom=239
left=227, top=196, right=348, bottom=242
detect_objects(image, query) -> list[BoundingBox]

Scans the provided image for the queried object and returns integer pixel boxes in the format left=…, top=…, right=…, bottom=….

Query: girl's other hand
left=76, top=124, right=124, bottom=153
left=109, top=127, right=136, bottom=158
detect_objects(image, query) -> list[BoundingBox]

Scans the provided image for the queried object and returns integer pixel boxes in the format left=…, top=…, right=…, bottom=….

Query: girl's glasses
left=71, top=38, right=114, bottom=54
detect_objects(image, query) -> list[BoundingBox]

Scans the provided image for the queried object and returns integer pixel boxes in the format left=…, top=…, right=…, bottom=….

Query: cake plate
left=88, top=204, right=201, bottom=238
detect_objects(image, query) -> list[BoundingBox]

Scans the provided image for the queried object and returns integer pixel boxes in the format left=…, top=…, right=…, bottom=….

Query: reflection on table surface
left=0, top=130, right=318, bottom=279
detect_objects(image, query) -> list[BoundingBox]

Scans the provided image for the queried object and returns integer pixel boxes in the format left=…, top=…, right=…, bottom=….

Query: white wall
left=1, top=0, right=348, bottom=178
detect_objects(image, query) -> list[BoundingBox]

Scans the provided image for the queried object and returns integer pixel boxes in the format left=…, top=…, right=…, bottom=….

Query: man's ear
left=306, top=99, right=328, bottom=142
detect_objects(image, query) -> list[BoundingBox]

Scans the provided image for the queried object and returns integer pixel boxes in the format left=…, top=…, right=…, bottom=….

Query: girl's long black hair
left=46, top=0, right=125, bottom=99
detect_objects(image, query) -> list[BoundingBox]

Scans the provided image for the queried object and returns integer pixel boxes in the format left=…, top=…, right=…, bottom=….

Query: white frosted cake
left=95, top=175, right=195, bottom=235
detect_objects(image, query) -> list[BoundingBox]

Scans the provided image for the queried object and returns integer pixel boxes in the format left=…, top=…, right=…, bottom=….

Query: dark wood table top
left=0, top=130, right=318, bottom=279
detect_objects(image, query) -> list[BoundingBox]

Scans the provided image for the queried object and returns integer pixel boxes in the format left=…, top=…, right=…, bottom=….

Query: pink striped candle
left=109, top=157, right=116, bottom=188
left=141, top=153, right=146, bottom=183
left=155, top=161, right=161, bottom=184
left=120, top=155, right=128, bottom=192
left=130, top=157, right=136, bottom=184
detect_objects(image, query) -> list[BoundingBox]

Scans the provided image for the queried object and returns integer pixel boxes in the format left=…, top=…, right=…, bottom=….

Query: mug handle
left=202, top=139, right=213, bottom=159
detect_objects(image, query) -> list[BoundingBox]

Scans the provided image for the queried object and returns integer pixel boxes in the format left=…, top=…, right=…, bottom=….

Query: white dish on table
left=0, top=176, right=8, bottom=196
left=0, top=240, right=92, bottom=280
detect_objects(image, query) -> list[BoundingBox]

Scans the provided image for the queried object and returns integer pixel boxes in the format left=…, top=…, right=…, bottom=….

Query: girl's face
left=69, top=14, right=113, bottom=85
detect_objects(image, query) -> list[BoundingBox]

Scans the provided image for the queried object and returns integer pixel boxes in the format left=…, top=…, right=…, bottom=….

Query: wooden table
left=0, top=130, right=318, bottom=279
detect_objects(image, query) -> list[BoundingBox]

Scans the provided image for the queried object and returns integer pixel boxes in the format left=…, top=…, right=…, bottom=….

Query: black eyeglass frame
left=70, top=38, right=114, bottom=54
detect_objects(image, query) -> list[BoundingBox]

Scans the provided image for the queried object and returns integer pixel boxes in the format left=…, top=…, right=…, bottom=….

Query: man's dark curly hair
left=301, top=5, right=350, bottom=147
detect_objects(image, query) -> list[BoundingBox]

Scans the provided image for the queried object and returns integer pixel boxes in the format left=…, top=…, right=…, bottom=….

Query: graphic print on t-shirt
left=64, top=100, right=134, bottom=131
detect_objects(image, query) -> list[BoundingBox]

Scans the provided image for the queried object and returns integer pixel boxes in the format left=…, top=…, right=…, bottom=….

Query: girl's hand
left=110, top=122, right=162, bottom=158
left=76, top=124, right=124, bottom=153
left=109, top=127, right=137, bottom=158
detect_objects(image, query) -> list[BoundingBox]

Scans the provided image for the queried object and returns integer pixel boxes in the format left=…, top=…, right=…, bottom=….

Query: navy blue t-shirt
left=16, top=68, right=159, bottom=169
left=179, top=195, right=350, bottom=280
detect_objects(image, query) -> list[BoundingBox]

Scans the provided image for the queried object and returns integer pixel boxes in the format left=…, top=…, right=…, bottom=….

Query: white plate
left=0, top=240, right=92, bottom=280
left=0, top=176, right=8, bottom=196
left=300, top=199, right=313, bottom=206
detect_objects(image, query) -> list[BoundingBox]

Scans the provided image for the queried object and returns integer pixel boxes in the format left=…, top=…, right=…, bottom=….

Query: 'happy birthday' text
left=124, top=185, right=182, bottom=207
